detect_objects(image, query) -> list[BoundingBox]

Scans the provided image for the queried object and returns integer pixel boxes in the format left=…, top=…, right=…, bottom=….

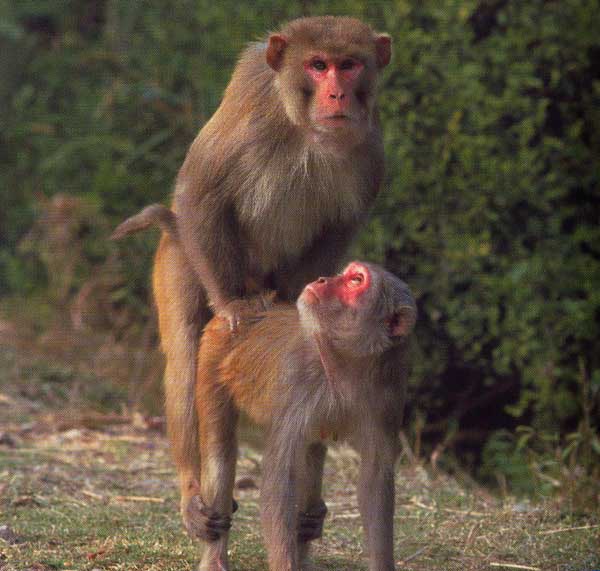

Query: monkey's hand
left=298, top=499, right=328, bottom=542
left=214, top=299, right=249, bottom=332
left=184, top=495, right=233, bottom=542
left=217, top=295, right=274, bottom=331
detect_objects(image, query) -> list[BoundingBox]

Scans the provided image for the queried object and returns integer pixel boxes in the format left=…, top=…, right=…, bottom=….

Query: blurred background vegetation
left=1, top=0, right=599, bottom=505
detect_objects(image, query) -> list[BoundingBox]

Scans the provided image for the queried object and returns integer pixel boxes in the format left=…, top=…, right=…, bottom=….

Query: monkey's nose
left=316, top=277, right=327, bottom=284
left=328, top=92, right=346, bottom=100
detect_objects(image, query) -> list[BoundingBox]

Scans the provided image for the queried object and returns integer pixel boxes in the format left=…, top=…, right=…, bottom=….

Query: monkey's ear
left=374, top=34, right=392, bottom=68
left=266, top=34, right=288, bottom=71
left=387, top=307, right=416, bottom=337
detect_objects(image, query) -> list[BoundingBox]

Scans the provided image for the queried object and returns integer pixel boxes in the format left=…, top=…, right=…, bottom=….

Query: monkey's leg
left=153, top=236, right=211, bottom=529
left=297, top=442, right=327, bottom=569
left=195, top=380, right=238, bottom=571
left=357, top=436, right=397, bottom=571
left=261, top=431, right=306, bottom=571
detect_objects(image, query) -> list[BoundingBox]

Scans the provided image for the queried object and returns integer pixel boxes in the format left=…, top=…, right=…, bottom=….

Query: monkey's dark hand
left=298, top=499, right=328, bottom=542
left=184, top=495, right=233, bottom=542
left=217, top=296, right=273, bottom=332
left=216, top=299, right=253, bottom=332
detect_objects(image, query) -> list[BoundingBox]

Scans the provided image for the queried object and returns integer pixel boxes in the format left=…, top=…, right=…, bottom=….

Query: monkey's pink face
left=302, top=262, right=371, bottom=308
left=303, top=55, right=366, bottom=128
left=266, top=32, right=391, bottom=147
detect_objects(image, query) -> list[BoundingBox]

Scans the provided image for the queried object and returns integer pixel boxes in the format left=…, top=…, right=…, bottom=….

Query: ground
left=0, top=344, right=599, bottom=571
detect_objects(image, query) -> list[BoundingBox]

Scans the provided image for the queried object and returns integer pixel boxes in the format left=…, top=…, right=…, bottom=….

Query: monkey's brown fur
left=111, top=204, right=178, bottom=241
left=148, top=16, right=391, bottom=537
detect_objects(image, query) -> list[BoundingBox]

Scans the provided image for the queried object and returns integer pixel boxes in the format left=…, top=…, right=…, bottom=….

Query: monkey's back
left=198, top=306, right=303, bottom=425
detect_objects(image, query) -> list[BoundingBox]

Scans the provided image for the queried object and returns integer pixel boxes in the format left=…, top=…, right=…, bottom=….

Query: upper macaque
left=174, top=16, right=392, bottom=321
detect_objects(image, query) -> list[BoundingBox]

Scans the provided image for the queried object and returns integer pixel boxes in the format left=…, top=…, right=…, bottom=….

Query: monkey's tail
left=111, top=204, right=178, bottom=241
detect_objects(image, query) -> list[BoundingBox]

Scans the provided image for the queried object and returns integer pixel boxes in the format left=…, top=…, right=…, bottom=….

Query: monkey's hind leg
left=153, top=236, right=210, bottom=530
left=195, top=373, right=238, bottom=571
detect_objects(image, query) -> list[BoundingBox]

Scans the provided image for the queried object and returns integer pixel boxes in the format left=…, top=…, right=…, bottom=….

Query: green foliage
left=482, top=355, right=600, bottom=503
left=355, top=0, right=600, bottom=490
left=1, top=0, right=599, bottom=494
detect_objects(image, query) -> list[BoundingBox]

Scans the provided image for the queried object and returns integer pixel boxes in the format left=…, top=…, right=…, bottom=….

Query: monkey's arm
left=174, top=188, right=247, bottom=313
left=260, top=421, right=306, bottom=570
left=357, top=431, right=398, bottom=571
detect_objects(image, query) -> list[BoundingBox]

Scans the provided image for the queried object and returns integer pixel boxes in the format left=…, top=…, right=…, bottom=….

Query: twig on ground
left=539, top=524, right=599, bottom=535
left=398, top=545, right=429, bottom=564
left=462, top=523, right=479, bottom=553
left=489, top=563, right=540, bottom=570
left=443, top=507, right=487, bottom=517
left=112, top=495, right=165, bottom=503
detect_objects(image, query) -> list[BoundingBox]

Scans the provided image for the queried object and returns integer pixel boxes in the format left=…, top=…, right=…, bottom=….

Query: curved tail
left=111, top=204, right=178, bottom=242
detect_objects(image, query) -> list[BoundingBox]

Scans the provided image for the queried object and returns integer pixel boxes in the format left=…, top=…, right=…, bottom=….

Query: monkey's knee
left=298, top=499, right=327, bottom=542
left=184, top=495, right=234, bottom=542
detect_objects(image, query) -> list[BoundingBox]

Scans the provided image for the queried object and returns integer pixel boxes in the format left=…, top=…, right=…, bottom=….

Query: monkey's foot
left=184, top=495, right=233, bottom=542
left=298, top=499, right=328, bottom=542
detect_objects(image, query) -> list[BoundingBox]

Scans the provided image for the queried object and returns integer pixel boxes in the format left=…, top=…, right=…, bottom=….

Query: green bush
left=358, top=0, right=600, bottom=483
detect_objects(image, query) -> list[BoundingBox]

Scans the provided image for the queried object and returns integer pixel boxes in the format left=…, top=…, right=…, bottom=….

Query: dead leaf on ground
left=0, top=432, right=18, bottom=447
left=0, top=524, right=22, bottom=545
left=11, top=495, right=40, bottom=507
left=86, top=549, right=107, bottom=560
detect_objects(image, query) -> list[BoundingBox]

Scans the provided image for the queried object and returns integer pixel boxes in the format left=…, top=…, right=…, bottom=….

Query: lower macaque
left=195, top=261, right=416, bottom=571
left=112, top=206, right=416, bottom=571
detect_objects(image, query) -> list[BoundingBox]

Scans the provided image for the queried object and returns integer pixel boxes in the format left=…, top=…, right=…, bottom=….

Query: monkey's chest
left=237, top=168, right=363, bottom=270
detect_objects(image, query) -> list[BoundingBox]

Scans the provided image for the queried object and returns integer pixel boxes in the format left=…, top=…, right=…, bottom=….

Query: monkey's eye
left=311, top=59, right=327, bottom=71
left=339, top=59, right=356, bottom=71
left=347, top=274, right=364, bottom=288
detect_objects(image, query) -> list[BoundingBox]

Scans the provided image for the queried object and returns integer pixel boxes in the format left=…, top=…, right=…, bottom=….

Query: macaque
left=127, top=15, right=393, bottom=540
left=194, top=261, right=416, bottom=571
left=113, top=206, right=415, bottom=570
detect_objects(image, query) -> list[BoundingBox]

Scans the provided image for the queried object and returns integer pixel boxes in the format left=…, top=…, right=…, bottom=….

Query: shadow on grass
left=314, top=556, right=366, bottom=570
left=228, top=548, right=366, bottom=571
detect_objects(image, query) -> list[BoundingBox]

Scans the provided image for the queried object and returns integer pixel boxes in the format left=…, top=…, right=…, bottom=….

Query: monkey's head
left=266, top=17, right=391, bottom=149
left=297, top=261, right=416, bottom=357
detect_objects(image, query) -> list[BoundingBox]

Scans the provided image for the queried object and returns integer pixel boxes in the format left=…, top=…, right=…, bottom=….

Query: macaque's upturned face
left=301, top=261, right=371, bottom=309
left=297, top=261, right=416, bottom=357
left=266, top=17, right=391, bottom=149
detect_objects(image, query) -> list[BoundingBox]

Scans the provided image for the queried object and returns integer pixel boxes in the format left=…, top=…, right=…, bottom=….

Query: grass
left=1, top=345, right=599, bottom=571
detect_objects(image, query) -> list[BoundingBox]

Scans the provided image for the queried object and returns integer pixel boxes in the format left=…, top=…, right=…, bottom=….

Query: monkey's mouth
left=302, top=285, right=321, bottom=304
left=322, top=114, right=350, bottom=123
left=316, top=114, right=352, bottom=128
